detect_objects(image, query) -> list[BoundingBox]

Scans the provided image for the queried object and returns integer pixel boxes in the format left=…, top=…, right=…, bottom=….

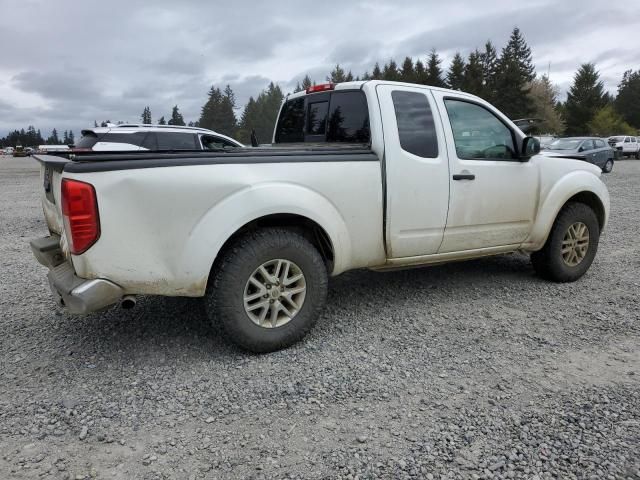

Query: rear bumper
left=31, top=236, right=123, bottom=314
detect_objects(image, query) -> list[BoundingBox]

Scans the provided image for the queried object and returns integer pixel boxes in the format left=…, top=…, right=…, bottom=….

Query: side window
left=99, top=132, right=148, bottom=147
left=201, top=135, right=239, bottom=149
left=580, top=140, right=594, bottom=151
left=326, top=91, right=370, bottom=143
left=391, top=90, right=438, bottom=158
left=594, top=139, right=605, bottom=148
left=444, top=99, right=516, bottom=160
left=275, top=98, right=305, bottom=143
left=156, top=132, right=198, bottom=150
left=141, top=132, right=157, bottom=150
left=624, top=137, right=631, bottom=143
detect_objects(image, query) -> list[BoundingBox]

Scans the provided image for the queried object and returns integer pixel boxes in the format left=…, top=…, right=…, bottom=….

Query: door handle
left=452, top=173, right=475, bottom=180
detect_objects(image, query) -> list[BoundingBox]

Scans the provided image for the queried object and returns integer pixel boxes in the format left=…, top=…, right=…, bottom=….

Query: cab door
left=376, top=84, right=450, bottom=258
left=431, top=92, right=539, bottom=253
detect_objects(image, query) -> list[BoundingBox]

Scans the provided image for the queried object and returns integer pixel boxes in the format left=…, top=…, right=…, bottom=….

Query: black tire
left=530, top=202, right=600, bottom=282
left=602, top=159, right=613, bottom=173
left=205, top=228, right=328, bottom=353
left=635, top=151, right=640, bottom=160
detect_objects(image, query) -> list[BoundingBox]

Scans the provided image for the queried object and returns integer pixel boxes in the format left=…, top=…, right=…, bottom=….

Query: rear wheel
left=531, top=202, right=600, bottom=282
left=635, top=151, right=640, bottom=160
left=602, top=159, right=613, bottom=173
left=205, top=228, right=328, bottom=352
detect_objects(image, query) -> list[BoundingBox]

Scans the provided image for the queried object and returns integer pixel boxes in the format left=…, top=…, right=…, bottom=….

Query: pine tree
left=49, top=129, right=60, bottom=145
left=564, top=63, right=606, bottom=135
left=382, top=59, right=399, bottom=81
left=446, top=52, right=466, bottom=90
left=62, top=130, right=69, bottom=144
left=141, top=106, right=152, bottom=124
left=294, top=82, right=303, bottom=93
left=463, top=50, right=484, bottom=96
left=158, top=116, right=166, bottom=125
left=94, top=120, right=98, bottom=128
left=168, top=105, right=185, bottom=126
left=425, top=50, right=446, bottom=87
left=301, top=75, right=313, bottom=90
left=400, top=57, right=415, bottom=83
left=68, top=130, right=75, bottom=144
left=480, top=41, right=499, bottom=103
left=345, top=71, right=354, bottom=82
left=327, top=64, right=347, bottom=83
left=527, top=75, right=565, bottom=134
left=414, top=59, right=426, bottom=84
left=371, top=62, right=383, bottom=80
left=236, top=82, right=284, bottom=145
left=615, top=70, right=640, bottom=128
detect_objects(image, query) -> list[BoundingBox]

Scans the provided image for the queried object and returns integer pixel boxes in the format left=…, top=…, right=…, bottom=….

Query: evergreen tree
left=480, top=41, right=499, bottom=103
left=294, top=82, right=303, bottom=93
left=425, top=50, right=446, bottom=87
left=371, top=62, right=383, bottom=80
left=141, top=106, right=152, bottom=124
left=527, top=75, right=565, bottom=134
left=345, top=71, right=354, bottom=82
left=327, top=64, right=347, bottom=83
left=463, top=50, right=484, bottom=96
left=48, top=129, right=60, bottom=145
left=36, top=129, right=43, bottom=144
left=414, top=59, right=426, bottom=84
left=158, top=116, right=166, bottom=125
left=400, top=57, right=415, bottom=83
left=62, top=130, right=69, bottom=144
left=168, top=105, right=186, bottom=126
left=382, top=59, right=400, bottom=81
left=446, top=52, right=466, bottom=90
left=237, top=82, right=284, bottom=145
left=493, top=28, right=536, bottom=118
left=615, top=70, right=640, bottom=128
left=301, top=75, right=313, bottom=90
left=564, top=63, right=606, bottom=135
left=68, top=130, right=75, bottom=144
left=94, top=121, right=98, bottom=128
left=198, top=85, right=237, bottom=136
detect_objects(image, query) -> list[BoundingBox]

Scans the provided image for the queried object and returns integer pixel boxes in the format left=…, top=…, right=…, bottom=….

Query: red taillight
left=61, top=179, right=100, bottom=254
left=306, top=83, right=335, bottom=94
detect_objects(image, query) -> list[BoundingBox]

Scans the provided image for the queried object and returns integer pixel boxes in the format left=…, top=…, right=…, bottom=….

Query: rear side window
left=391, top=90, right=438, bottom=158
left=276, top=98, right=305, bottom=142
left=156, top=132, right=198, bottom=150
left=326, top=92, right=370, bottom=143
left=75, top=132, right=99, bottom=148
left=275, top=91, right=370, bottom=143
left=98, top=132, right=148, bottom=147
left=594, top=139, right=605, bottom=148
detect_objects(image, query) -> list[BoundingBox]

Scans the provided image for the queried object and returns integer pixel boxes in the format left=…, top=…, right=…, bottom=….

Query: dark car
left=540, top=137, right=614, bottom=173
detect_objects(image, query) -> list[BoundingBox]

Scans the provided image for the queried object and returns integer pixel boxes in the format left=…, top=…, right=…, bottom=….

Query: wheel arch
left=525, top=173, right=610, bottom=251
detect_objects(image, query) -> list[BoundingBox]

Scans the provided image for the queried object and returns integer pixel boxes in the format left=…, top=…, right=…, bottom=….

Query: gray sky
left=0, top=0, right=638, bottom=137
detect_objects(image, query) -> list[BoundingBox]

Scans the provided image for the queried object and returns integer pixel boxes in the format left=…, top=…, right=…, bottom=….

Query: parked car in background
left=25, top=147, right=35, bottom=156
left=535, top=135, right=557, bottom=149
left=3, top=147, right=15, bottom=155
left=38, top=145, right=70, bottom=154
left=541, top=137, right=614, bottom=173
left=13, top=145, right=28, bottom=157
left=73, top=125, right=244, bottom=152
left=607, top=135, right=640, bottom=159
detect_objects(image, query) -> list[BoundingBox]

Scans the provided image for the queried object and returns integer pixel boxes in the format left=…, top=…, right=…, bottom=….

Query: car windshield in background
left=550, top=139, right=582, bottom=150
left=609, top=136, right=624, bottom=142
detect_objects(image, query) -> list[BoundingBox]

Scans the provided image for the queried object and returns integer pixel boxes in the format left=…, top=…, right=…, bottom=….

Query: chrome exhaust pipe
left=121, top=295, right=137, bottom=309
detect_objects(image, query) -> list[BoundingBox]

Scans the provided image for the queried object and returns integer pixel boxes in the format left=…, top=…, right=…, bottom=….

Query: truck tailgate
left=34, top=154, right=70, bottom=235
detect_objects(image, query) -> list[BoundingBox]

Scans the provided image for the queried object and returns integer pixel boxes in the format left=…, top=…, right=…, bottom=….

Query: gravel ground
left=0, top=155, right=639, bottom=480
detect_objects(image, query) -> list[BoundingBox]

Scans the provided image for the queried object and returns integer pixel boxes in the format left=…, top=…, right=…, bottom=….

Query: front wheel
left=602, top=159, right=613, bottom=173
left=635, top=151, right=640, bottom=160
left=205, top=228, right=328, bottom=352
left=531, top=202, right=600, bottom=282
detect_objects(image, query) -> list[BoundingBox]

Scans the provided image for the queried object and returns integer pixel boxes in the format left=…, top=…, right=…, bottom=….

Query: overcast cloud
left=0, top=0, right=638, bottom=136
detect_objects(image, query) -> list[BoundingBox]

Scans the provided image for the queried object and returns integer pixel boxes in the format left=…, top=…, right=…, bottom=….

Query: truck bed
left=35, top=145, right=378, bottom=173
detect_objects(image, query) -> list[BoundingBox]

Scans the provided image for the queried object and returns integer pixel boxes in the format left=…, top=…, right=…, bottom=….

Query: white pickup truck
left=32, top=80, right=610, bottom=352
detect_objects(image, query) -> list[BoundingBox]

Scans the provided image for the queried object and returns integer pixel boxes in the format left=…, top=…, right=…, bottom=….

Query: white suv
left=607, top=135, right=640, bottom=159
left=74, top=124, right=244, bottom=151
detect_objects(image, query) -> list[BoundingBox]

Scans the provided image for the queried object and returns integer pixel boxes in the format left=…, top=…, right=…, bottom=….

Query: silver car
left=540, top=137, right=614, bottom=173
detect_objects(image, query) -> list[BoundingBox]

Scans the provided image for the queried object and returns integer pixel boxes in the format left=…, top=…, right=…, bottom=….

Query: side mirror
left=578, top=146, right=584, bottom=152
left=521, top=136, right=540, bottom=160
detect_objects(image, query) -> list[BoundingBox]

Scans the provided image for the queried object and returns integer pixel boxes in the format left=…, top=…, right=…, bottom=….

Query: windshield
left=549, top=139, right=582, bottom=150
left=608, top=136, right=624, bottom=142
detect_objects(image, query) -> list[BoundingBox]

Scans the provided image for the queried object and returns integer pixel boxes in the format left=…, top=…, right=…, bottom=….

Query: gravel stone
left=0, top=156, right=639, bottom=479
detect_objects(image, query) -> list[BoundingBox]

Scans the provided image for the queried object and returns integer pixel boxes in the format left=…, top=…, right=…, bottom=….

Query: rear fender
left=179, top=182, right=352, bottom=295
